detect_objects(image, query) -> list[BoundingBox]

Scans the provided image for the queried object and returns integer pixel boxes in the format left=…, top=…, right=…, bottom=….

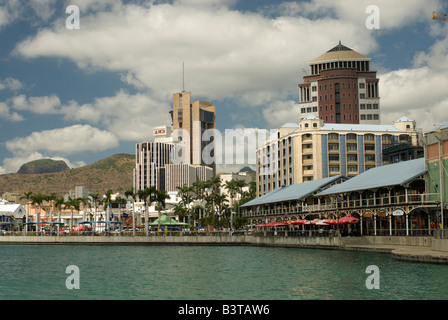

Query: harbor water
left=0, top=244, right=447, bottom=300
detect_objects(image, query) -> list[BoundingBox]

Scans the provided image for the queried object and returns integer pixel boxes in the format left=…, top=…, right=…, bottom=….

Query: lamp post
left=435, top=128, right=445, bottom=238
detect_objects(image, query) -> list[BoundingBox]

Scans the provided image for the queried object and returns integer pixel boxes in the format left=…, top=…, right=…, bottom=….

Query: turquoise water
left=0, top=245, right=447, bottom=300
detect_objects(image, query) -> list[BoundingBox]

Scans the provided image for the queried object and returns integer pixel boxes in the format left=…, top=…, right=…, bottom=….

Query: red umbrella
left=339, top=214, right=359, bottom=224
left=272, top=222, right=289, bottom=227
left=256, top=222, right=278, bottom=228
left=325, top=219, right=339, bottom=225
left=288, top=220, right=304, bottom=225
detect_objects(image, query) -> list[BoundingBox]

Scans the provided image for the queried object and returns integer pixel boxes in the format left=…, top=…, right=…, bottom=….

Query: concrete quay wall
left=0, top=234, right=341, bottom=247
left=363, top=236, right=433, bottom=247
left=432, top=239, right=448, bottom=252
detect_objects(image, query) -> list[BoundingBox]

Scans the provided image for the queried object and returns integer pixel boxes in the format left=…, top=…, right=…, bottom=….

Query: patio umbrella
left=288, top=220, right=304, bottom=225
left=325, top=219, right=339, bottom=225
left=265, top=221, right=275, bottom=227
left=313, top=219, right=329, bottom=225
left=339, top=214, right=360, bottom=224
left=271, top=222, right=289, bottom=227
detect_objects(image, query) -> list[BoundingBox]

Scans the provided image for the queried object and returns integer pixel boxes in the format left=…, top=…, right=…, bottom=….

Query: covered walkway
left=242, top=158, right=445, bottom=237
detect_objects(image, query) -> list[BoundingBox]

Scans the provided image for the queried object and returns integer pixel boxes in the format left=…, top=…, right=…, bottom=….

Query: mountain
left=239, top=166, right=256, bottom=174
left=0, top=154, right=134, bottom=197
left=17, top=159, right=70, bottom=174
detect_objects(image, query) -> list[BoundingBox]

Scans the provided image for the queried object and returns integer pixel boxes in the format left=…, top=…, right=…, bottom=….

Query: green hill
left=0, top=154, right=135, bottom=197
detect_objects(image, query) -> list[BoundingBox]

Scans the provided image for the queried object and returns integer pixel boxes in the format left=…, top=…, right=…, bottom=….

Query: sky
left=1, top=0, right=448, bottom=175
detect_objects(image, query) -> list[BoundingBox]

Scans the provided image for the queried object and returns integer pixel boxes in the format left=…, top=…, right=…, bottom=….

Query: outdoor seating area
left=242, top=158, right=448, bottom=237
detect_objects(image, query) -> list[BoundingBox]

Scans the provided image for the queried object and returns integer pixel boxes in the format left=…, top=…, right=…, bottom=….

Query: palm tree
left=20, top=191, right=33, bottom=233
left=45, top=193, right=57, bottom=223
left=173, top=204, right=188, bottom=223
left=225, top=179, right=238, bottom=208
left=103, top=190, right=113, bottom=232
left=78, top=197, right=91, bottom=221
left=125, top=187, right=138, bottom=236
left=176, top=184, right=194, bottom=226
left=89, top=193, right=100, bottom=234
left=65, top=196, right=80, bottom=231
left=138, top=186, right=157, bottom=236
left=193, top=180, right=210, bottom=220
left=155, top=190, right=170, bottom=231
left=209, top=176, right=222, bottom=195
left=234, top=179, right=247, bottom=203
left=54, top=197, right=65, bottom=233
left=30, top=191, right=46, bottom=235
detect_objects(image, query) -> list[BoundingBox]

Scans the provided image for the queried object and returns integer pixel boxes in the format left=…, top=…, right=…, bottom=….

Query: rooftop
left=241, top=175, right=344, bottom=207
left=316, top=158, right=426, bottom=196
left=311, top=42, right=369, bottom=63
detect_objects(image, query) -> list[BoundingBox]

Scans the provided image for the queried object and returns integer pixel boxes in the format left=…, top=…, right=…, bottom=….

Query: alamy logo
left=365, top=5, right=380, bottom=30
left=365, top=265, right=380, bottom=289
left=66, top=5, right=80, bottom=30
left=169, top=123, right=278, bottom=175
left=65, top=265, right=80, bottom=290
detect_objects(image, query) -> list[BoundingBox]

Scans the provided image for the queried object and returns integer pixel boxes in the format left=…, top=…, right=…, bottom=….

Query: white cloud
left=0, top=102, right=24, bottom=121
left=380, top=66, right=448, bottom=131
left=59, top=90, right=172, bottom=141
left=262, top=100, right=299, bottom=128
left=6, top=90, right=172, bottom=141
left=272, top=0, right=441, bottom=29
left=5, top=124, right=119, bottom=156
left=13, top=0, right=379, bottom=107
left=10, top=94, right=61, bottom=114
left=29, top=0, right=57, bottom=21
left=5, top=0, right=448, bottom=154
left=0, top=77, right=24, bottom=92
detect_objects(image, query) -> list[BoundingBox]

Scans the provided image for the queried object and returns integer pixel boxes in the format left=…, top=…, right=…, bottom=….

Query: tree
left=138, top=186, right=157, bottom=236
left=54, top=197, right=65, bottom=226
left=225, top=179, right=238, bottom=208
left=125, top=187, right=138, bottom=236
left=176, top=184, right=194, bottom=226
left=234, top=179, right=247, bottom=203
left=20, top=191, right=33, bottom=233
left=173, top=204, right=188, bottom=223
left=89, top=193, right=101, bottom=221
left=209, top=176, right=222, bottom=195
left=44, top=193, right=57, bottom=222
left=65, top=196, right=80, bottom=231
left=155, top=190, right=170, bottom=231
left=192, top=180, right=209, bottom=219
left=78, top=197, right=91, bottom=221
left=30, top=191, right=46, bottom=234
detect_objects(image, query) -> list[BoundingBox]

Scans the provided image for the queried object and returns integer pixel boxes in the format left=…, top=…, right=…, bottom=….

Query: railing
left=245, top=193, right=441, bottom=218
left=4, top=227, right=448, bottom=239
left=337, top=193, right=440, bottom=209
left=367, top=228, right=432, bottom=236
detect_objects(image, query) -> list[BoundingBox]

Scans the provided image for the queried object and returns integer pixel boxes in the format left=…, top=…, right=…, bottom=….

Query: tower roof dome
left=311, top=41, right=369, bottom=63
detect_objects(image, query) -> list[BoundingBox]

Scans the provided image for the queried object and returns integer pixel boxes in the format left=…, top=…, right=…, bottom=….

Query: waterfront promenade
left=1, top=233, right=448, bottom=265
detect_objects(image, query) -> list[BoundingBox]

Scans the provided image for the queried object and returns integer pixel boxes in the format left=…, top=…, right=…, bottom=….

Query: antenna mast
left=182, top=62, right=185, bottom=92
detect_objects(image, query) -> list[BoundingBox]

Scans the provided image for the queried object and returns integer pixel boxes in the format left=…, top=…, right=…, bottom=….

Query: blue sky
left=1, top=0, right=448, bottom=174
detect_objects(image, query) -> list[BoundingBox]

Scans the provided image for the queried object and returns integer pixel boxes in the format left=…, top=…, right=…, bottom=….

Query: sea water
left=0, top=245, right=446, bottom=300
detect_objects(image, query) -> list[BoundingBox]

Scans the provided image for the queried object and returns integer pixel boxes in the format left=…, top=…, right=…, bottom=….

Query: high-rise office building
left=171, top=91, right=216, bottom=170
left=298, top=41, right=380, bottom=124
left=256, top=116, right=420, bottom=197
left=134, top=92, right=216, bottom=193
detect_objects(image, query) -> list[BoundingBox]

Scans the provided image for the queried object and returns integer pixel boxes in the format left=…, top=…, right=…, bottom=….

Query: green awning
left=148, top=214, right=188, bottom=226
